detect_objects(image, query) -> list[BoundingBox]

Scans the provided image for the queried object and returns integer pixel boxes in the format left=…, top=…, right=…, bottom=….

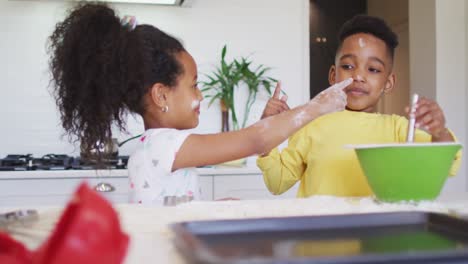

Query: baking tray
left=171, top=211, right=468, bottom=264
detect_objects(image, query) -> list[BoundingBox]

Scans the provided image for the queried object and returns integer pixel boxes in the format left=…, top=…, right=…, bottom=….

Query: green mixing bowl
left=351, top=142, right=462, bottom=202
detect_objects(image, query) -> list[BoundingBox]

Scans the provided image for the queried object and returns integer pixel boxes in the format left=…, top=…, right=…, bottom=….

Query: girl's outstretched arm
left=172, top=78, right=352, bottom=171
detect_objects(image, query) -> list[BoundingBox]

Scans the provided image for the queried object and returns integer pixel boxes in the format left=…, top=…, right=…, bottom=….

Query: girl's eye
left=369, top=68, right=381, bottom=73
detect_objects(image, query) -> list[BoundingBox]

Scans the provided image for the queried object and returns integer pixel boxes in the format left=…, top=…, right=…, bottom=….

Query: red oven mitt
left=0, top=232, right=32, bottom=264
left=33, top=182, right=129, bottom=264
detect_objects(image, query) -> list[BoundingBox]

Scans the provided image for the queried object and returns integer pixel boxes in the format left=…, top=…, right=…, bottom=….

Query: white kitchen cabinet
left=0, top=167, right=298, bottom=207
left=0, top=178, right=129, bottom=206
left=0, top=171, right=129, bottom=207
left=213, top=175, right=298, bottom=200
left=196, top=167, right=299, bottom=200
left=198, top=175, right=213, bottom=201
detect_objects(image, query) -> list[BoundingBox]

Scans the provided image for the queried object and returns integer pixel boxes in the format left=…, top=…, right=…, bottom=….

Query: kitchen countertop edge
left=0, top=166, right=262, bottom=180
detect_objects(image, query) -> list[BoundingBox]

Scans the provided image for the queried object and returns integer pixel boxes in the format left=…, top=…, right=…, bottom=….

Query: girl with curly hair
left=48, top=2, right=352, bottom=206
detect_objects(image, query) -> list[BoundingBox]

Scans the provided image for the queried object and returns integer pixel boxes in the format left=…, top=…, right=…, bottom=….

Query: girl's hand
left=310, top=78, right=351, bottom=115
left=261, top=82, right=290, bottom=119
left=407, top=97, right=453, bottom=142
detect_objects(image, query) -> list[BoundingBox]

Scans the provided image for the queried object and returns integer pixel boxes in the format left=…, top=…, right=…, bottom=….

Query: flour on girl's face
left=191, top=100, right=200, bottom=110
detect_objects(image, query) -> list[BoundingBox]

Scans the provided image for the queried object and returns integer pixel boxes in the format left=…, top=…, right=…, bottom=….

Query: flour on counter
left=175, top=195, right=457, bottom=220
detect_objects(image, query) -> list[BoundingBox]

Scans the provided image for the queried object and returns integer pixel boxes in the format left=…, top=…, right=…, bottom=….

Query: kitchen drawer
left=213, top=174, right=298, bottom=200
left=0, top=169, right=289, bottom=206
left=0, top=177, right=128, bottom=207
left=199, top=175, right=213, bottom=201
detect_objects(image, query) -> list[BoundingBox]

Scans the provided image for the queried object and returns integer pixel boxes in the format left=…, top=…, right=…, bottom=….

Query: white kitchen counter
left=0, top=166, right=299, bottom=206
left=2, top=196, right=468, bottom=264
left=0, top=166, right=261, bottom=179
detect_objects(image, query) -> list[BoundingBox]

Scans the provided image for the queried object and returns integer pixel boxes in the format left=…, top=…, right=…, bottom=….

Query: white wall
left=466, top=0, right=468, bottom=197
left=409, top=0, right=437, bottom=100
left=0, top=0, right=309, bottom=157
left=435, top=0, right=467, bottom=196
left=409, top=0, right=468, bottom=196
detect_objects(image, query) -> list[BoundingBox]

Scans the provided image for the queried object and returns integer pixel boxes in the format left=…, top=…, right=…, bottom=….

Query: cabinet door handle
left=94, top=182, right=116, bottom=192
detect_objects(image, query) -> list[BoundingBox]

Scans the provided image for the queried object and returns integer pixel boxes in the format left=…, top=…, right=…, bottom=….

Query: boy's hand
left=406, top=97, right=454, bottom=142
left=261, top=81, right=290, bottom=119
left=310, top=78, right=351, bottom=115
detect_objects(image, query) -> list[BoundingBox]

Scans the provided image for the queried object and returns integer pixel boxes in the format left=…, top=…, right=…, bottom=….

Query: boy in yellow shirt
left=257, top=15, right=462, bottom=197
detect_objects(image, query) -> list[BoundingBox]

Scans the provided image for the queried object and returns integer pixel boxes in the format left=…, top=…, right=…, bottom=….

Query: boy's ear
left=328, top=65, right=337, bottom=85
left=383, top=73, right=396, bottom=94
left=149, top=83, right=169, bottom=108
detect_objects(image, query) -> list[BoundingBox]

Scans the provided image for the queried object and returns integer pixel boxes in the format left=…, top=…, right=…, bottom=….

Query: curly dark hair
left=48, top=2, right=185, bottom=158
left=337, top=14, right=399, bottom=60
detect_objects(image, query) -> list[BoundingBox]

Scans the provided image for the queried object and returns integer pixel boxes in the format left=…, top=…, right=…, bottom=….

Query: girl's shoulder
left=142, top=128, right=191, bottom=143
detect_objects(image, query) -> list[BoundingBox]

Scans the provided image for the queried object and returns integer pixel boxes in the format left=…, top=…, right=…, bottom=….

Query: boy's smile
left=344, top=86, right=369, bottom=96
left=328, top=33, right=395, bottom=113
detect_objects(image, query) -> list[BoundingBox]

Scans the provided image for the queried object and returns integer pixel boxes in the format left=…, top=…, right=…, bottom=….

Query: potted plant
left=201, top=45, right=277, bottom=132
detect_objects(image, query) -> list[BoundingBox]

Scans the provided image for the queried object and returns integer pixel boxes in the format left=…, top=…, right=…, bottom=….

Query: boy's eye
left=368, top=67, right=381, bottom=73
left=340, top=64, right=353, bottom=70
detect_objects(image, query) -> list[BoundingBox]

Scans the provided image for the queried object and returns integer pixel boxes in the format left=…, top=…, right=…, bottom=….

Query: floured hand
left=405, top=97, right=454, bottom=142
left=309, top=78, right=351, bottom=115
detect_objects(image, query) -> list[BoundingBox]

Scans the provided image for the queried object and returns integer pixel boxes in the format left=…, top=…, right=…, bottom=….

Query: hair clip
left=121, top=15, right=138, bottom=31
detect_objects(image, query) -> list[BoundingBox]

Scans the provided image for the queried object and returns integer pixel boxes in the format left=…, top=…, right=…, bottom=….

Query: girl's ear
left=149, top=83, right=169, bottom=108
left=328, top=65, right=337, bottom=85
left=383, top=72, right=396, bottom=94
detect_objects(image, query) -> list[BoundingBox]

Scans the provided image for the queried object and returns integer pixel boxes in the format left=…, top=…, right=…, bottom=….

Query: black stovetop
left=0, top=154, right=129, bottom=171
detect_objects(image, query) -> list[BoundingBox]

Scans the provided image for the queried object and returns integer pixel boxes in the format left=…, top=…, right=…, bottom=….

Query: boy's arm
left=397, top=116, right=462, bottom=176
left=257, top=82, right=303, bottom=194
left=410, top=97, right=454, bottom=142
left=408, top=97, right=461, bottom=175
left=443, top=129, right=462, bottom=176
left=257, top=129, right=309, bottom=195
left=417, top=129, right=462, bottom=176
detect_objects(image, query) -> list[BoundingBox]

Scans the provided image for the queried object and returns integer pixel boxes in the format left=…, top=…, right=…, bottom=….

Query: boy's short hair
left=337, top=15, right=399, bottom=60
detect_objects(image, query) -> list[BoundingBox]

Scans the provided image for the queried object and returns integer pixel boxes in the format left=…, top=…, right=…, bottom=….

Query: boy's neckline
left=343, top=109, right=383, bottom=117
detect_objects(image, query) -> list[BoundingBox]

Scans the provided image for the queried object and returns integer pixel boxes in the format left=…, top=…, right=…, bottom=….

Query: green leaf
left=221, top=45, right=227, bottom=60
left=262, top=80, right=272, bottom=95
left=257, top=67, right=270, bottom=77
left=207, top=93, right=222, bottom=107
left=201, top=87, right=214, bottom=93
left=200, top=45, right=276, bottom=129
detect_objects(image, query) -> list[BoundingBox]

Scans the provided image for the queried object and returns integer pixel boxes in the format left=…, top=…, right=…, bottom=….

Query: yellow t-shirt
left=257, top=110, right=462, bottom=198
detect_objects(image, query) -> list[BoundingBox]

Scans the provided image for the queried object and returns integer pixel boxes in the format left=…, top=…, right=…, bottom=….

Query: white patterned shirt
left=127, top=128, right=200, bottom=206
